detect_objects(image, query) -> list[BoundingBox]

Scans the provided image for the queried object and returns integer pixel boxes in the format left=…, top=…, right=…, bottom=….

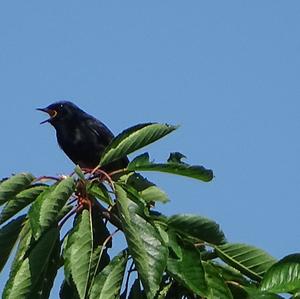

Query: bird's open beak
left=36, top=108, right=58, bottom=124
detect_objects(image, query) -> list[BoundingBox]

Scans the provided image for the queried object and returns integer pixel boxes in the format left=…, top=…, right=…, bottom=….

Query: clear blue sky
left=1, top=1, right=300, bottom=297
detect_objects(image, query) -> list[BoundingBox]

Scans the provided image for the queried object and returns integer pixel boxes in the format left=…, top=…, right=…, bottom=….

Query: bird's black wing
left=85, top=116, right=115, bottom=147
left=85, top=115, right=129, bottom=171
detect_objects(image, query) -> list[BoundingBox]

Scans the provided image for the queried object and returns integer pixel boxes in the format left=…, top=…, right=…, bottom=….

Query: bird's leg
left=94, top=168, right=115, bottom=191
left=91, top=165, right=100, bottom=175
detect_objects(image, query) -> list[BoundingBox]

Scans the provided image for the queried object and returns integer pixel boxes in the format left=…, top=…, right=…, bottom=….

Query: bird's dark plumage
left=37, top=101, right=128, bottom=171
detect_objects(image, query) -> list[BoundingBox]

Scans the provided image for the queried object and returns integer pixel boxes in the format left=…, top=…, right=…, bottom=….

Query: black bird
left=37, top=101, right=128, bottom=172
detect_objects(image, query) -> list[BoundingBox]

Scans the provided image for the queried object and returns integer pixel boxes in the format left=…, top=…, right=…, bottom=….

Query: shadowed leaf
left=90, top=250, right=128, bottom=299
left=203, top=261, right=233, bottom=299
left=0, top=215, right=26, bottom=272
left=167, top=243, right=208, bottom=297
left=121, top=172, right=169, bottom=204
left=168, top=214, right=226, bottom=245
left=128, top=153, right=213, bottom=182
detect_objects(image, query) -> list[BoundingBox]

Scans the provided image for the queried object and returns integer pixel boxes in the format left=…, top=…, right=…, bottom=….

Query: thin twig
left=123, top=260, right=135, bottom=297
left=89, top=228, right=120, bottom=293
left=82, top=167, right=115, bottom=191
left=108, top=168, right=128, bottom=177
left=59, top=207, right=77, bottom=228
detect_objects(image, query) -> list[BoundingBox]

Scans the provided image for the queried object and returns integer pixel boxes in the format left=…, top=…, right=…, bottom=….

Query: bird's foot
left=82, top=167, right=115, bottom=190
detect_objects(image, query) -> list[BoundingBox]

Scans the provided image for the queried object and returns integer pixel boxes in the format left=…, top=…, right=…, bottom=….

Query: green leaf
left=29, top=237, right=61, bottom=298
left=74, top=165, right=86, bottom=180
left=0, top=186, right=47, bottom=225
left=156, top=282, right=172, bottom=299
left=141, top=185, right=169, bottom=203
left=0, top=215, right=26, bottom=272
left=260, top=253, right=300, bottom=293
left=243, top=286, right=285, bottom=299
left=2, top=227, right=59, bottom=299
left=168, top=214, right=226, bottom=245
left=203, top=262, right=233, bottom=299
left=215, top=243, right=276, bottom=281
left=213, top=263, right=251, bottom=286
left=100, top=123, right=177, bottom=167
left=0, top=173, right=35, bottom=206
left=116, top=184, right=168, bottom=299
left=121, top=172, right=169, bottom=204
left=228, top=283, right=284, bottom=299
left=167, top=243, right=208, bottom=297
left=63, top=209, right=93, bottom=299
left=293, top=292, right=300, bottom=299
left=90, top=250, right=128, bottom=299
left=29, top=177, right=75, bottom=239
left=127, top=153, right=213, bottom=182
left=6, top=221, right=33, bottom=281
left=167, top=152, right=187, bottom=164
left=167, top=230, right=182, bottom=259
left=88, top=208, right=111, bottom=284
left=86, top=181, right=113, bottom=205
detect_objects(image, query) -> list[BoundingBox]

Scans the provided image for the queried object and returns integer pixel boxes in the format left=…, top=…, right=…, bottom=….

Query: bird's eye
left=60, top=104, right=64, bottom=108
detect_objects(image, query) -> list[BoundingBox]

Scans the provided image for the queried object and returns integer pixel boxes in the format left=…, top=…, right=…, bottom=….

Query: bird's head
left=37, top=101, right=82, bottom=125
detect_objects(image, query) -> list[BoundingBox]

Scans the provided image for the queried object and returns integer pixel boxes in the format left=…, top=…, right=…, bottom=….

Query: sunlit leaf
left=215, top=243, right=276, bottom=281
left=0, top=173, right=35, bottom=206
left=260, top=254, right=300, bottom=293
left=167, top=243, right=207, bottom=297
left=116, top=184, right=168, bottom=299
left=121, top=172, right=169, bottom=204
left=168, top=214, right=226, bottom=245
left=63, top=209, right=93, bottom=299
left=156, top=282, right=172, bottom=299
left=0, top=186, right=47, bottom=225
left=100, top=123, right=177, bottom=167
left=29, top=177, right=75, bottom=239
